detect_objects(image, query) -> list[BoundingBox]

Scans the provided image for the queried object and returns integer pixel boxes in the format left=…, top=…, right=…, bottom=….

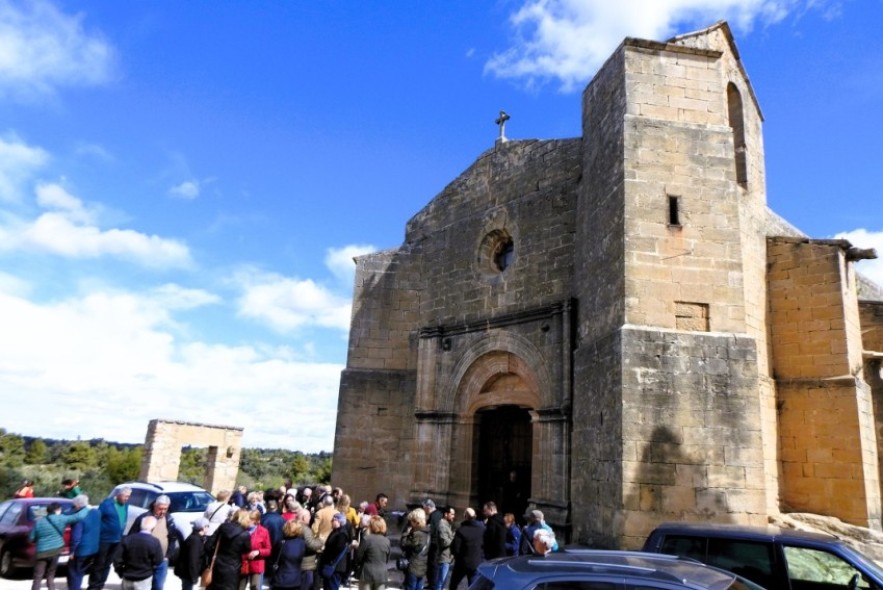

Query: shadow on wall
left=624, top=425, right=733, bottom=537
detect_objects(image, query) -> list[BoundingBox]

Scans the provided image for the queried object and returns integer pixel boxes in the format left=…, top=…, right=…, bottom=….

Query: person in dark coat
left=205, top=510, right=252, bottom=590
left=449, top=508, right=485, bottom=590
left=174, top=518, right=209, bottom=590
left=481, top=502, right=507, bottom=560
left=261, top=499, right=285, bottom=587
left=271, top=519, right=306, bottom=590
left=113, top=516, right=164, bottom=587
left=318, top=513, right=350, bottom=590
left=354, top=516, right=390, bottom=590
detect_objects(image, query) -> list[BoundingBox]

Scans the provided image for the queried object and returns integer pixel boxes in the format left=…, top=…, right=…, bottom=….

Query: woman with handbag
left=400, top=508, right=430, bottom=590
left=271, top=519, right=306, bottom=590
left=318, top=513, right=350, bottom=590
left=354, top=515, right=390, bottom=590
left=205, top=509, right=252, bottom=590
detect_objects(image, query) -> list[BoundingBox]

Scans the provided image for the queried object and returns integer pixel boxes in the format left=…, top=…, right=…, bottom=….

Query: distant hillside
left=0, top=428, right=331, bottom=500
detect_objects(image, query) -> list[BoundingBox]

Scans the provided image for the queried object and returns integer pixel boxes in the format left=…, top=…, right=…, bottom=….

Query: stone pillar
left=769, top=238, right=881, bottom=530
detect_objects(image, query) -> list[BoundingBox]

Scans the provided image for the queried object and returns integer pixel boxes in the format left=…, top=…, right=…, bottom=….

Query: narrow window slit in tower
left=668, top=195, right=680, bottom=226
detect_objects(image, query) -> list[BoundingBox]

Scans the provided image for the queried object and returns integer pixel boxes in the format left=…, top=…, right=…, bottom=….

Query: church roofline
left=666, top=20, right=764, bottom=121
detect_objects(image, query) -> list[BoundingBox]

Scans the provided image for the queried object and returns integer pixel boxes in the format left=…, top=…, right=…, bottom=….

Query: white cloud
left=325, top=244, right=376, bottom=283
left=236, top=269, right=352, bottom=333
left=485, top=0, right=835, bottom=91
left=35, top=181, right=89, bottom=219
left=0, top=285, right=341, bottom=451
left=170, top=180, right=200, bottom=199
left=0, top=133, right=49, bottom=202
left=0, top=270, right=31, bottom=297
left=0, top=181, right=193, bottom=268
left=150, top=283, right=221, bottom=310
left=0, top=0, right=114, bottom=99
left=835, top=228, right=883, bottom=288
left=74, top=142, right=114, bottom=162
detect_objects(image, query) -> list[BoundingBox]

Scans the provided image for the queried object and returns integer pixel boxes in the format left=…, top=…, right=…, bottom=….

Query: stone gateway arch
left=330, top=22, right=883, bottom=548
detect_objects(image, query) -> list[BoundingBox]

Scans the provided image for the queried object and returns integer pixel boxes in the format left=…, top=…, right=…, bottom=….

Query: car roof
left=2, top=497, right=74, bottom=504
left=651, top=521, right=843, bottom=544
left=481, top=550, right=744, bottom=587
left=115, top=481, right=208, bottom=493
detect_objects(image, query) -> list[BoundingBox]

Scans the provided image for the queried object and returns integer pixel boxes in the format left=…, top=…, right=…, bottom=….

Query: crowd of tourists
left=22, top=478, right=558, bottom=590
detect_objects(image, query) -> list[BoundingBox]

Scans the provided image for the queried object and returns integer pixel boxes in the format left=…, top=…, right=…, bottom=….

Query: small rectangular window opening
left=668, top=195, right=680, bottom=226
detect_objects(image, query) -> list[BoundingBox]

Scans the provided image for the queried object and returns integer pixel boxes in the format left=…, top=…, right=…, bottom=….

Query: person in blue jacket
left=29, top=500, right=90, bottom=590
left=67, top=494, right=101, bottom=590
left=87, top=485, right=131, bottom=590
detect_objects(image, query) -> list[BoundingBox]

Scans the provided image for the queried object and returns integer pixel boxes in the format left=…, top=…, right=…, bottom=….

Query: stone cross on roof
left=495, top=110, right=510, bottom=144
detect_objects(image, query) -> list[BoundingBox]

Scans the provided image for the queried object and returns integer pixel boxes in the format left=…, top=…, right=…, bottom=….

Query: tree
left=106, top=447, right=141, bottom=483
left=60, top=441, right=97, bottom=471
left=314, top=457, right=333, bottom=484
left=0, top=431, right=25, bottom=467
left=25, top=439, right=48, bottom=464
left=289, top=452, right=311, bottom=482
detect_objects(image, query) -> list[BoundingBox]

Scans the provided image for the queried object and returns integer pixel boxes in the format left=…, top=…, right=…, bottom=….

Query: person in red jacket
left=240, top=509, right=272, bottom=590
left=13, top=479, right=34, bottom=498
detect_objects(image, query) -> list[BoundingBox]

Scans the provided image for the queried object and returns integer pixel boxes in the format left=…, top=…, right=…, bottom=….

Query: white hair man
left=532, top=528, right=557, bottom=556
left=128, top=495, right=179, bottom=590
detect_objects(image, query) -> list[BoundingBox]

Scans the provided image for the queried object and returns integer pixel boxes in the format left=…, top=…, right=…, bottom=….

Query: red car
left=0, top=497, right=74, bottom=578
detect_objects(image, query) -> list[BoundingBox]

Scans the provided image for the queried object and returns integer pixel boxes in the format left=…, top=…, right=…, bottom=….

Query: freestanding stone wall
left=139, top=419, right=243, bottom=495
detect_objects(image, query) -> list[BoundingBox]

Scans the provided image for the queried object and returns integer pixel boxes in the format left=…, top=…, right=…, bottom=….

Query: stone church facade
left=331, top=22, right=883, bottom=548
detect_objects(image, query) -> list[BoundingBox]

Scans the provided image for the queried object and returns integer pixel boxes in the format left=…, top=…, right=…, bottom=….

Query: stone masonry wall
left=140, top=419, right=242, bottom=495
left=570, top=40, right=628, bottom=548
left=571, top=329, right=624, bottom=548
left=861, top=302, right=883, bottom=353
left=333, top=368, right=417, bottom=510
left=668, top=23, right=780, bottom=515
left=618, top=327, right=764, bottom=549
left=405, top=139, right=581, bottom=329
left=769, top=237, right=881, bottom=529
left=621, top=41, right=745, bottom=335
left=346, top=249, right=419, bottom=371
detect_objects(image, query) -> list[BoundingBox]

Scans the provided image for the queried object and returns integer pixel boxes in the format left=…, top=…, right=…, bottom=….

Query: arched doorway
left=476, top=405, right=532, bottom=518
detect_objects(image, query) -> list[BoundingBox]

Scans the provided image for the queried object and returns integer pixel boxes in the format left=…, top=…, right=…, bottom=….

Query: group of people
left=194, top=484, right=392, bottom=590
left=398, top=499, right=558, bottom=590
left=25, top=478, right=559, bottom=590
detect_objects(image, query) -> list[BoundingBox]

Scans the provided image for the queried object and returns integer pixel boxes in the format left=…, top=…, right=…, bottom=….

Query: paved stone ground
left=6, top=569, right=123, bottom=589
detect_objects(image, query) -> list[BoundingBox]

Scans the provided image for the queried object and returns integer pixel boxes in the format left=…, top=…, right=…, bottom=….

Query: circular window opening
left=479, top=230, right=515, bottom=275
left=493, top=237, right=514, bottom=271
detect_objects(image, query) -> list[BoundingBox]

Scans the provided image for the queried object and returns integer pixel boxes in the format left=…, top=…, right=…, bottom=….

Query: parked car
left=467, top=550, right=766, bottom=589
left=110, top=481, right=214, bottom=539
left=0, top=497, right=74, bottom=578
left=643, top=522, right=883, bottom=590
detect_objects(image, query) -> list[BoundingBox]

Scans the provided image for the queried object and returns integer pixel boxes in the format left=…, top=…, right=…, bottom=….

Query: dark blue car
left=643, top=522, right=883, bottom=590
left=468, top=550, right=766, bottom=589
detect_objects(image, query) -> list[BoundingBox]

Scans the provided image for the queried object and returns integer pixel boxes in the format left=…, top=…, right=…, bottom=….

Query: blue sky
left=1, top=0, right=881, bottom=452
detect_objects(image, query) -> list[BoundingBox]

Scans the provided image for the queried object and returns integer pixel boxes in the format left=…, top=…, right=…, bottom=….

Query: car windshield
left=168, top=491, right=214, bottom=513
